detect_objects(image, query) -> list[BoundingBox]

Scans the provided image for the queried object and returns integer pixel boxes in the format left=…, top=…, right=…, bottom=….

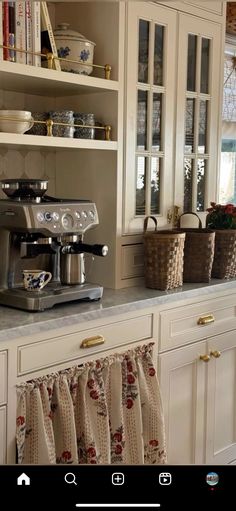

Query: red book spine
left=3, top=1, right=9, bottom=60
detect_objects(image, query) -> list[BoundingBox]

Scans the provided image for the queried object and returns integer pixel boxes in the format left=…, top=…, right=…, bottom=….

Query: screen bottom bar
left=75, top=505, right=161, bottom=508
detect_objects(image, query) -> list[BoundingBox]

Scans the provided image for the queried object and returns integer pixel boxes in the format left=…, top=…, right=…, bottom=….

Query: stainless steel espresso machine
left=0, top=179, right=108, bottom=311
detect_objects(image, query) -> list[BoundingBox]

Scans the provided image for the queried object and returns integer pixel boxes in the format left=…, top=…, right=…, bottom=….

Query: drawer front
left=160, top=294, right=236, bottom=351
left=18, top=314, right=153, bottom=374
left=0, top=407, right=6, bottom=464
left=0, top=351, right=7, bottom=405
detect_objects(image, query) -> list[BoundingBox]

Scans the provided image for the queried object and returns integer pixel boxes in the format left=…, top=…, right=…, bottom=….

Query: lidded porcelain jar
left=54, top=23, right=96, bottom=75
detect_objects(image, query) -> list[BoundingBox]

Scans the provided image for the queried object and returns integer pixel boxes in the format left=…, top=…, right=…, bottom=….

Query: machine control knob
left=37, top=211, right=45, bottom=223
left=44, top=211, right=53, bottom=222
left=81, top=211, right=87, bottom=219
left=52, top=212, right=60, bottom=222
left=75, top=211, right=81, bottom=219
left=89, top=210, right=95, bottom=219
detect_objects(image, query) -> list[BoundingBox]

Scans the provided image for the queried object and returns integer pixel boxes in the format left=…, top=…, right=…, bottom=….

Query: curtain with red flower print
left=16, top=343, right=166, bottom=464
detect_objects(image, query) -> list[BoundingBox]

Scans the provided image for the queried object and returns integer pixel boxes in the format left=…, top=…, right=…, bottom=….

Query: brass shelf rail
left=0, top=116, right=112, bottom=141
left=0, top=45, right=112, bottom=79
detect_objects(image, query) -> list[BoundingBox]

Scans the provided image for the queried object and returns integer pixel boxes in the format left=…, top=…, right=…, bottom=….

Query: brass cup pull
left=197, top=314, right=215, bottom=325
left=210, top=350, right=221, bottom=358
left=80, top=335, right=105, bottom=349
left=199, top=354, right=211, bottom=362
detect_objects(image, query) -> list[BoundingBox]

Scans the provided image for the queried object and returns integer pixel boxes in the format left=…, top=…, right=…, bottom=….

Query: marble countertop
left=1, top=279, right=236, bottom=342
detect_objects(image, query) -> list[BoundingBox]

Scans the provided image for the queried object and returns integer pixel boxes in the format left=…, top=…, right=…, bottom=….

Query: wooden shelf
left=0, top=61, right=119, bottom=96
left=0, top=133, right=118, bottom=151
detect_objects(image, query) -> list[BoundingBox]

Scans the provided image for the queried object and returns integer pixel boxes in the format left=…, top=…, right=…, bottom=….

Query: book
left=0, top=2, right=3, bottom=60
left=32, top=1, right=41, bottom=67
left=25, top=0, right=33, bottom=65
left=15, top=1, right=26, bottom=64
left=2, top=1, right=9, bottom=60
left=41, top=2, right=60, bottom=71
left=8, top=1, right=15, bottom=62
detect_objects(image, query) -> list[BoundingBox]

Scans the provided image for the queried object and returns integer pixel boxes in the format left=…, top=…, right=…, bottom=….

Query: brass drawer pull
left=197, top=314, right=215, bottom=325
left=199, top=354, right=210, bottom=362
left=210, top=350, right=221, bottom=358
left=80, top=335, right=105, bottom=349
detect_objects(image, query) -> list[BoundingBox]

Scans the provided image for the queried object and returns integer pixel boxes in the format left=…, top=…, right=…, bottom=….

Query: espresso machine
left=0, top=179, right=108, bottom=311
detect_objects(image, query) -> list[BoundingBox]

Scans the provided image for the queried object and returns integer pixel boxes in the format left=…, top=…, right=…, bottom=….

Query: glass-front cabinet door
left=174, top=14, right=223, bottom=218
left=123, top=2, right=177, bottom=234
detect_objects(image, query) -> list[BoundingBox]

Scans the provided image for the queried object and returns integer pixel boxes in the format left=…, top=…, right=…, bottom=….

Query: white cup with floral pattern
left=22, top=269, right=52, bottom=291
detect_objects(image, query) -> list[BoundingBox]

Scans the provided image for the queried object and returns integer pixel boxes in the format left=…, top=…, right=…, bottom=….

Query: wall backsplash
left=0, top=150, right=56, bottom=199
left=0, top=88, right=57, bottom=198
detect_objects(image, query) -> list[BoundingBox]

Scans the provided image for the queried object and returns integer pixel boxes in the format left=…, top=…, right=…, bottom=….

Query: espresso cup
left=22, top=269, right=52, bottom=291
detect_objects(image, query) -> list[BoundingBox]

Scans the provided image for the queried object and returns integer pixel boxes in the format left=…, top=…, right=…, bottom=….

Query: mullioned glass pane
left=150, top=157, right=160, bottom=214
left=187, top=34, right=197, bottom=92
left=136, top=156, right=147, bottom=215
left=137, top=90, right=148, bottom=150
left=138, top=19, right=149, bottom=83
left=154, top=24, right=164, bottom=86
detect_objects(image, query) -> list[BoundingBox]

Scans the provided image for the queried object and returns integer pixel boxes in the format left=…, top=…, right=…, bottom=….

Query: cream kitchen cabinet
left=6, top=307, right=156, bottom=464
left=121, top=1, right=225, bottom=286
left=159, top=294, right=236, bottom=464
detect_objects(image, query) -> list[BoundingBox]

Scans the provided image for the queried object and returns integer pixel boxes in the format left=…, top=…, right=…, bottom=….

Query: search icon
left=64, top=472, right=77, bottom=485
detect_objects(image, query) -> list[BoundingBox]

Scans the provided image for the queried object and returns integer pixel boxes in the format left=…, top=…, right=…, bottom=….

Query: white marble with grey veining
left=0, top=279, right=236, bottom=342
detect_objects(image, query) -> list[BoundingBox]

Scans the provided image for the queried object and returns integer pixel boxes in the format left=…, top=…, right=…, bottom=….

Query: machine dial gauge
left=52, top=212, right=60, bottom=222
left=62, top=213, right=74, bottom=231
left=36, top=211, right=45, bottom=223
left=44, top=211, right=53, bottom=222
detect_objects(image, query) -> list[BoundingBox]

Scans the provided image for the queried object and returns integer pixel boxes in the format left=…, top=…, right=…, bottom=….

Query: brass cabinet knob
left=210, top=350, right=221, bottom=358
left=80, top=335, right=105, bottom=349
left=199, top=354, right=211, bottom=362
left=197, top=314, right=215, bottom=325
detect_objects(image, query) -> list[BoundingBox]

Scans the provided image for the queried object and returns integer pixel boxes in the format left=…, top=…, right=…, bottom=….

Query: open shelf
left=0, top=132, right=118, bottom=151
left=0, top=61, right=119, bottom=96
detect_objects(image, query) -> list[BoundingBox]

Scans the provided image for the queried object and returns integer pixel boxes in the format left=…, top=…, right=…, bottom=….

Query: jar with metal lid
left=54, top=23, right=96, bottom=75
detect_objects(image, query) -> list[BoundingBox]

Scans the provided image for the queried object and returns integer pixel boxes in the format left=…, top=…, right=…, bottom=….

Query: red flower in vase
left=206, top=202, right=236, bottom=229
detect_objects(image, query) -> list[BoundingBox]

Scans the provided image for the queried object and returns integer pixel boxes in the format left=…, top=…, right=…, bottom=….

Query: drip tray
left=0, top=283, right=103, bottom=311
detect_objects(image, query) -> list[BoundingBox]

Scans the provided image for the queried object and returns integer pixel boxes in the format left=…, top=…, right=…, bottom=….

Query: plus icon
left=112, top=473, right=125, bottom=485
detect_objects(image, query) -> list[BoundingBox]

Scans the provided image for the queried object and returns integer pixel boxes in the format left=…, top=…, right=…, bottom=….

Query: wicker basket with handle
left=211, top=230, right=236, bottom=279
left=177, top=212, right=215, bottom=283
left=143, top=216, right=185, bottom=291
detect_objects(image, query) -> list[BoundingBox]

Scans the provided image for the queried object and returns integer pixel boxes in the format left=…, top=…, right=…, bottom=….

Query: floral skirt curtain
left=16, top=343, right=167, bottom=464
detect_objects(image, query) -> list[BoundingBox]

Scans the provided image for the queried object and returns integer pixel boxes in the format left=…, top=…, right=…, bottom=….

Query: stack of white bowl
left=0, top=110, right=34, bottom=134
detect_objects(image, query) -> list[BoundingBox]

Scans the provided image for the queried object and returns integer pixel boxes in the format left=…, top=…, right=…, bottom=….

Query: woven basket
left=211, top=229, right=236, bottom=279
left=177, top=212, right=215, bottom=283
left=143, top=216, right=185, bottom=291
left=226, top=3, right=236, bottom=35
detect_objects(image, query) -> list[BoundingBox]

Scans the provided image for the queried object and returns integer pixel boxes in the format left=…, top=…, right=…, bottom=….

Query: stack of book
left=0, top=1, right=61, bottom=70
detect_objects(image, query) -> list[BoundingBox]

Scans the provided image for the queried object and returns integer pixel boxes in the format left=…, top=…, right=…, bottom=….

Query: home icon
left=17, top=473, right=30, bottom=486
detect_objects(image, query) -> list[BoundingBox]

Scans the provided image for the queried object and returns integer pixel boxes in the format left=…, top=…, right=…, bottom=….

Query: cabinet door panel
left=206, top=331, right=236, bottom=464
left=159, top=340, right=206, bottom=464
left=124, top=2, right=177, bottom=233
left=175, top=13, right=223, bottom=217
left=0, top=407, right=6, bottom=464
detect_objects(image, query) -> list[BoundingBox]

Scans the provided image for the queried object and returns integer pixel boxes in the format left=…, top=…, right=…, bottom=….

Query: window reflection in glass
left=136, top=156, right=147, bottom=215
left=154, top=24, right=164, bottom=86
left=187, top=34, right=197, bottom=92
left=201, top=38, right=210, bottom=94
left=152, top=93, right=162, bottom=151
left=150, top=157, right=161, bottom=214
left=137, top=90, right=148, bottom=150
left=197, top=159, right=206, bottom=211
left=184, top=158, right=193, bottom=211
left=185, top=98, right=195, bottom=153
left=220, top=139, right=236, bottom=204
left=138, top=19, right=149, bottom=83
left=198, top=101, right=208, bottom=154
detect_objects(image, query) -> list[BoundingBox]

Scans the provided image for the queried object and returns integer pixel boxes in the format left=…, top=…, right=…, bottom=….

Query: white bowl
left=0, top=118, right=34, bottom=134
left=0, top=110, right=32, bottom=120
